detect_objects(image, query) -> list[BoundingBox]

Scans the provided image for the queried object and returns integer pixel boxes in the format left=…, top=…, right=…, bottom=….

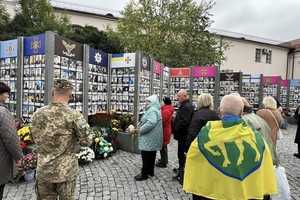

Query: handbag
left=271, top=165, right=291, bottom=200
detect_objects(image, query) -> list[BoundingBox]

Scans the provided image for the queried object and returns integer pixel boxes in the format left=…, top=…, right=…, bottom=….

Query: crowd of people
left=0, top=79, right=299, bottom=199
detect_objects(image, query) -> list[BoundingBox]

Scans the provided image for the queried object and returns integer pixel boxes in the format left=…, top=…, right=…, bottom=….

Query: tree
left=117, top=0, right=224, bottom=66
left=0, top=0, right=10, bottom=40
left=6, top=0, right=71, bottom=37
left=66, top=25, right=124, bottom=53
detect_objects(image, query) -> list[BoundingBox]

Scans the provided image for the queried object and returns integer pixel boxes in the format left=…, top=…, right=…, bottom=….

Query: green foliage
left=5, top=0, right=71, bottom=37
left=66, top=25, right=124, bottom=53
left=117, top=0, right=225, bottom=66
left=0, top=0, right=10, bottom=40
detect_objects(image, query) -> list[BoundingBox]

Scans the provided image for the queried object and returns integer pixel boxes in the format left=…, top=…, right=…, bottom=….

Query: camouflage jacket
left=31, top=103, right=92, bottom=183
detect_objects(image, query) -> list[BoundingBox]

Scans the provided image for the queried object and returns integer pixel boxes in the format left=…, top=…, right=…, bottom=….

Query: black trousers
left=298, top=143, right=300, bottom=154
left=141, top=151, right=156, bottom=176
left=178, top=139, right=186, bottom=170
left=0, top=184, right=5, bottom=200
left=159, top=145, right=168, bottom=165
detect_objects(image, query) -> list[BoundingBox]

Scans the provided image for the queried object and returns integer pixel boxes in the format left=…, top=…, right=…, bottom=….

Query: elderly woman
left=186, top=93, right=219, bottom=152
left=241, top=97, right=277, bottom=165
left=257, top=96, right=283, bottom=147
left=134, top=95, right=163, bottom=181
left=0, top=82, right=23, bottom=199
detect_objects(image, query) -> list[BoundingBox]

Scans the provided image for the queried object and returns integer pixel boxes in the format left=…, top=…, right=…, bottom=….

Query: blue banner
left=24, top=34, right=45, bottom=56
left=291, top=80, right=300, bottom=87
left=0, top=39, right=18, bottom=58
left=89, top=47, right=108, bottom=67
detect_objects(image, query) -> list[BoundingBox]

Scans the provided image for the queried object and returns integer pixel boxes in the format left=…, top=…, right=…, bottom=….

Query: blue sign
left=0, top=39, right=18, bottom=58
left=89, top=47, right=108, bottom=67
left=24, top=34, right=45, bottom=56
left=291, top=80, right=300, bottom=87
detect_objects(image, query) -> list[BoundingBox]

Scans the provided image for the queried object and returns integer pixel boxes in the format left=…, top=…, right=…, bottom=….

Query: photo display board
left=110, top=53, right=136, bottom=114
left=152, top=60, right=162, bottom=99
left=88, top=48, right=108, bottom=115
left=139, top=55, right=151, bottom=113
left=242, top=74, right=261, bottom=109
left=280, top=80, right=289, bottom=108
left=191, top=66, right=217, bottom=109
left=162, top=67, right=170, bottom=98
left=170, top=67, right=191, bottom=108
left=0, top=39, right=18, bottom=115
left=54, top=35, right=84, bottom=112
left=23, top=34, right=46, bottom=118
left=219, top=72, right=242, bottom=100
left=262, top=76, right=280, bottom=99
left=289, top=80, right=300, bottom=112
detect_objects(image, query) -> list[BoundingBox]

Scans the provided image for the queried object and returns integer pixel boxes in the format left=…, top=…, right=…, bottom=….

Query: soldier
left=31, top=79, right=92, bottom=200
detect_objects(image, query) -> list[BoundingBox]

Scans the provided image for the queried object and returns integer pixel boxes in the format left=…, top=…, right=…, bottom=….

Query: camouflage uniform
left=31, top=79, right=92, bottom=200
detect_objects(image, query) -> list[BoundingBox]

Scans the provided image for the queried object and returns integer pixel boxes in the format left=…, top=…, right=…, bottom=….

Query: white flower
left=104, top=153, right=108, bottom=157
left=109, top=147, right=113, bottom=152
left=104, top=147, right=109, bottom=152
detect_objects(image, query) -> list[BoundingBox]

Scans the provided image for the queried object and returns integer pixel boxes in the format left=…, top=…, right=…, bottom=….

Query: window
left=255, top=48, right=261, bottom=62
left=266, top=50, right=272, bottom=64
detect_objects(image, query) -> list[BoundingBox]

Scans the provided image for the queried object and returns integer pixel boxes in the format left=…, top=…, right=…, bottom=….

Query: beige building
left=213, top=29, right=290, bottom=78
left=3, top=0, right=299, bottom=79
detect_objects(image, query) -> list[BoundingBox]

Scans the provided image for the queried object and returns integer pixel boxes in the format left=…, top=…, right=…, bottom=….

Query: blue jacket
left=138, top=95, right=163, bottom=151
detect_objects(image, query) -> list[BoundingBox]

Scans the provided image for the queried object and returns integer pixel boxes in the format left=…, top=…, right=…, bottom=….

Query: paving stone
left=3, top=125, right=300, bottom=199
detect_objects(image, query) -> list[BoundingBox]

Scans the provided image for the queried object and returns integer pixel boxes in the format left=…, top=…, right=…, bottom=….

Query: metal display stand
left=151, top=59, right=162, bottom=100
left=162, top=66, right=170, bottom=99
left=22, top=33, right=47, bottom=120
left=280, top=80, right=289, bottom=108
left=289, top=80, right=300, bottom=113
left=86, top=46, right=109, bottom=116
left=219, top=71, right=243, bottom=101
left=191, top=65, right=218, bottom=110
left=169, top=67, right=191, bottom=108
left=0, top=39, right=19, bottom=116
left=242, top=74, right=262, bottom=110
left=262, top=76, right=281, bottom=101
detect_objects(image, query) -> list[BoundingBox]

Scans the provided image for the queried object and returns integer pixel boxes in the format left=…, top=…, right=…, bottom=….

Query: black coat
left=295, top=106, right=300, bottom=144
left=173, top=100, right=194, bottom=141
left=186, top=107, right=220, bottom=151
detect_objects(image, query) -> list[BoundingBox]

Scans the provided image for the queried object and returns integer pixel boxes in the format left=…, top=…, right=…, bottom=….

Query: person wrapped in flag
left=183, top=94, right=277, bottom=200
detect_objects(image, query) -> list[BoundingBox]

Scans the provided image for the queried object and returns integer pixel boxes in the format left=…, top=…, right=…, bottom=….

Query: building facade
left=3, top=0, right=299, bottom=79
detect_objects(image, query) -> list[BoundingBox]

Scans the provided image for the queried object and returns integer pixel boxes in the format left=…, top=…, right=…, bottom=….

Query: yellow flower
left=24, top=135, right=32, bottom=141
left=94, top=138, right=100, bottom=143
left=17, top=127, right=30, bottom=137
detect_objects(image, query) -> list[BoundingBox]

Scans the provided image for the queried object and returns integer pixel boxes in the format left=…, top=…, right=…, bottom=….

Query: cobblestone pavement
left=3, top=126, right=300, bottom=200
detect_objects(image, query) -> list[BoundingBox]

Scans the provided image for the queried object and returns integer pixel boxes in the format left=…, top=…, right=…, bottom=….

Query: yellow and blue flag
left=183, top=119, right=277, bottom=200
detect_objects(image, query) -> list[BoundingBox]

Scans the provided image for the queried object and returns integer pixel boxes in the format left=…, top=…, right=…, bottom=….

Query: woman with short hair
left=257, top=96, right=283, bottom=147
left=186, top=94, right=219, bottom=152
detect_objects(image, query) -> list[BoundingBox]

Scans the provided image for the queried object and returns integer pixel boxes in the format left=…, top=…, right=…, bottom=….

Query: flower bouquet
left=91, top=128, right=114, bottom=159
left=17, top=152, right=37, bottom=182
left=76, top=147, right=95, bottom=165
left=17, top=125, right=34, bottom=154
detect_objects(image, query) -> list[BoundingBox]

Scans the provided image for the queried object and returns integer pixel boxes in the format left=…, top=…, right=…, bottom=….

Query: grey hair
left=197, top=93, right=214, bottom=110
left=220, top=94, right=244, bottom=116
left=262, top=96, right=277, bottom=110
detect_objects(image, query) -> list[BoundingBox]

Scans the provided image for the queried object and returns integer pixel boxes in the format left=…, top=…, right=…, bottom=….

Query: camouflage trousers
left=36, top=179, right=76, bottom=200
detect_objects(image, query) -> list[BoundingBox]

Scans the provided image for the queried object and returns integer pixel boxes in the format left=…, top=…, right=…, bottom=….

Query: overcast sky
left=59, top=0, right=300, bottom=42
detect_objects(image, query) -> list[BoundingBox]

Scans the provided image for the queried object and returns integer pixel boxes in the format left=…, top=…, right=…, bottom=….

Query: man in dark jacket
left=173, top=89, right=194, bottom=184
left=0, top=82, right=23, bottom=200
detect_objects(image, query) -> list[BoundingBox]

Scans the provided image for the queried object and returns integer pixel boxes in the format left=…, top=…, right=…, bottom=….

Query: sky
left=58, top=0, right=300, bottom=42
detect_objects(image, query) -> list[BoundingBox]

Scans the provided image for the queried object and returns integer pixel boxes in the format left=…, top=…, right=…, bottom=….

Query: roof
left=209, top=28, right=289, bottom=48
left=280, top=39, right=300, bottom=49
left=50, top=0, right=120, bottom=20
